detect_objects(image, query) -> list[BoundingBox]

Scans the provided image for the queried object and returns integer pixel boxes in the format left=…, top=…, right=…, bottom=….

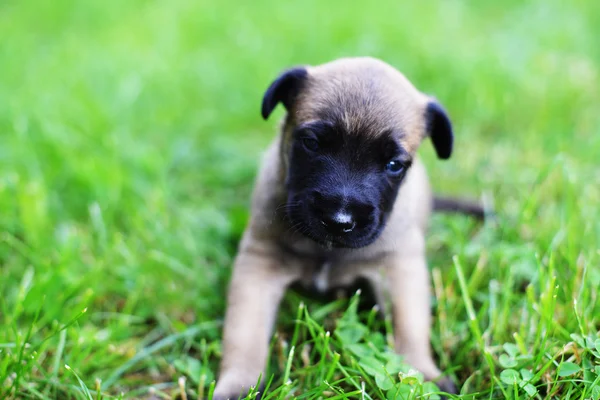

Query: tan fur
left=214, top=57, right=453, bottom=398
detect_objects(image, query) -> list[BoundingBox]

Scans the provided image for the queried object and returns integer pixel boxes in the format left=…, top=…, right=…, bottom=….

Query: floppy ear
left=261, top=67, right=308, bottom=120
left=425, top=100, right=453, bottom=159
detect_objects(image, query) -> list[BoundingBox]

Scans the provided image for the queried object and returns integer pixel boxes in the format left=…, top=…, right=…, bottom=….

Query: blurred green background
left=1, top=0, right=599, bottom=398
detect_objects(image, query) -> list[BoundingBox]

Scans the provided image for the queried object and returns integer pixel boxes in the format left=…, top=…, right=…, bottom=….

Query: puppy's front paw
left=211, top=391, right=262, bottom=400
left=435, top=377, right=458, bottom=398
left=212, top=382, right=264, bottom=400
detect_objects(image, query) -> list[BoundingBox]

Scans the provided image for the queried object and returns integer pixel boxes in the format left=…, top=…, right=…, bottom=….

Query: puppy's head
left=262, top=57, right=453, bottom=248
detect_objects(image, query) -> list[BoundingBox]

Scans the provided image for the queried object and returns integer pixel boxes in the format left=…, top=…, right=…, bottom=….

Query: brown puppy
left=214, top=57, right=471, bottom=398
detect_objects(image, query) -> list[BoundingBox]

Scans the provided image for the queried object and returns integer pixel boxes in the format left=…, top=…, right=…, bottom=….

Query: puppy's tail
left=433, top=195, right=490, bottom=219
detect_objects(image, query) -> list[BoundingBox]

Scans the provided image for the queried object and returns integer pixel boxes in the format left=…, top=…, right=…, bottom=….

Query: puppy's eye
left=385, top=160, right=405, bottom=175
left=302, top=138, right=319, bottom=152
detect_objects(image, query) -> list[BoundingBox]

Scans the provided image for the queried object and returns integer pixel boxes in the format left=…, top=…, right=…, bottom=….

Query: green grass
left=1, top=0, right=600, bottom=398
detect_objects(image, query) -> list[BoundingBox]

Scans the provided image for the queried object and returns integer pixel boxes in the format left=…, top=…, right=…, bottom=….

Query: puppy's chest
left=295, top=257, right=373, bottom=295
left=300, top=261, right=336, bottom=293
left=290, top=259, right=383, bottom=310
left=277, top=236, right=386, bottom=297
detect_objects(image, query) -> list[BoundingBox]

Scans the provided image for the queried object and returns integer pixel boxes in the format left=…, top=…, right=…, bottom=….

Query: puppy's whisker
left=283, top=220, right=306, bottom=236
left=275, top=202, right=303, bottom=220
left=275, top=203, right=294, bottom=212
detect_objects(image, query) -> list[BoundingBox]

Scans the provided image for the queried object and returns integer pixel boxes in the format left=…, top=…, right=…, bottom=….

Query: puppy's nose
left=320, top=211, right=356, bottom=234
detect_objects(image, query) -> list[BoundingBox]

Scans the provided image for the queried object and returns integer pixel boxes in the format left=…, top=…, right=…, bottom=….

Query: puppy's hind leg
left=385, top=245, right=457, bottom=395
left=214, top=249, right=298, bottom=400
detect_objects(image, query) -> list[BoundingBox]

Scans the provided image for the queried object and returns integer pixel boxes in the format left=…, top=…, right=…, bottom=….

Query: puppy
left=214, top=57, right=476, bottom=399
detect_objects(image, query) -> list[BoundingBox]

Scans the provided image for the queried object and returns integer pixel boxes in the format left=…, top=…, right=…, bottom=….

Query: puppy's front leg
left=214, top=248, right=297, bottom=400
left=386, top=247, right=457, bottom=394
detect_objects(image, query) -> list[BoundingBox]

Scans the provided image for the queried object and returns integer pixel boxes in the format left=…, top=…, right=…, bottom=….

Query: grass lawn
left=1, top=0, right=600, bottom=398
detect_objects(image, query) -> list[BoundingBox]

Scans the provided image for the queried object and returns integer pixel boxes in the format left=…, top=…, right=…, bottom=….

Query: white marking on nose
left=334, top=212, right=353, bottom=224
